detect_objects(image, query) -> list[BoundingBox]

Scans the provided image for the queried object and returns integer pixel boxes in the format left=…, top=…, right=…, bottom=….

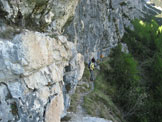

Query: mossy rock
left=10, top=102, right=18, bottom=116
left=27, top=0, right=47, bottom=7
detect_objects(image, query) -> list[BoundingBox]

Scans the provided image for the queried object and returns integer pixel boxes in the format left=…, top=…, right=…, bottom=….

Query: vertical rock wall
left=64, top=0, right=143, bottom=62
left=0, top=0, right=144, bottom=62
left=0, top=31, right=84, bottom=122
left=0, top=0, right=85, bottom=121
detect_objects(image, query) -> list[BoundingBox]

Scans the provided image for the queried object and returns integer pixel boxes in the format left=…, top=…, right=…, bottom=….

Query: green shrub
left=149, top=28, right=162, bottom=121
left=122, top=19, right=162, bottom=122
left=27, top=0, right=47, bottom=6
left=122, top=20, right=159, bottom=60
left=108, top=44, right=143, bottom=116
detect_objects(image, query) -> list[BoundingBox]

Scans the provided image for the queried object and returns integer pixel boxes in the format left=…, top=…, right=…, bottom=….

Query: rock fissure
left=0, top=82, right=20, bottom=121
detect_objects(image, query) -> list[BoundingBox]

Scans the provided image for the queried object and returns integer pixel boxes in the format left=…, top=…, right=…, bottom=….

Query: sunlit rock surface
left=0, top=31, right=84, bottom=122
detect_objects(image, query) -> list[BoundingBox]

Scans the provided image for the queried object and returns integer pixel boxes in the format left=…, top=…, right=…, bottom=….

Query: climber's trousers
left=90, top=70, right=95, bottom=81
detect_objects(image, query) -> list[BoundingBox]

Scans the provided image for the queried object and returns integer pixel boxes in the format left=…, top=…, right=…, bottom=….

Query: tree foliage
left=105, top=44, right=143, bottom=120
left=122, top=19, right=162, bottom=122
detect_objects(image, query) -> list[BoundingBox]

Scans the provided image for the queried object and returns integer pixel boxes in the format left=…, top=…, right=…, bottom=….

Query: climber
left=88, top=57, right=96, bottom=81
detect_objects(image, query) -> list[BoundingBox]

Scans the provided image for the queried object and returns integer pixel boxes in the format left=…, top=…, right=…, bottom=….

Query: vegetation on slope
left=83, top=19, right=162, bottom=122
left=83, top=59, right=124, bottom=122
left=122, top=19, right=162, bottom=122
left=83, top=45, right=145, bottom=122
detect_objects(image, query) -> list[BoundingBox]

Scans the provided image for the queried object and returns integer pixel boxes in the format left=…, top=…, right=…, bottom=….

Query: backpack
left=90, top=62, right=95, bottom=71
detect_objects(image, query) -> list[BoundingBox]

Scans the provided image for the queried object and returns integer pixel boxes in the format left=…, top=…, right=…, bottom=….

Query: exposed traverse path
left=67, top=80, right=111, bottom=122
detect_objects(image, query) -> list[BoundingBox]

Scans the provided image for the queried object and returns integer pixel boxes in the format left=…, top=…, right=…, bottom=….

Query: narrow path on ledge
left=66, top=80, right=111, bottom=122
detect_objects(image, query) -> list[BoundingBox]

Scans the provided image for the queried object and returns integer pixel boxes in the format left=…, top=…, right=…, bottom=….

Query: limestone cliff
left=0, top=0, right=144, bottom=60
left=64, top=0, right=144, bottom=62
left=0, top=30, right=84, bottom=122
left=0, top=0, right=145, bottom=122
left=0, top=0, right=79, bottom=31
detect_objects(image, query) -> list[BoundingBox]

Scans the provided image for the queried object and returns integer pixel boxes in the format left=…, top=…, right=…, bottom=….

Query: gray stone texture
left=0, top=0, right=79, bottom=31
left=64, top=0, right=143, bottom=62
left=0, top=31, right=84, bottom=122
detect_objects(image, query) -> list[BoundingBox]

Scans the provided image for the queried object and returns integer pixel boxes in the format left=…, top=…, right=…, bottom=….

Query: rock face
left=64, top=0, right=143, bottom=62
left=0, top=31, right=84, bottom=122
left=0, top=0, right=144, bottom=62
left=0, top=0, right=145, bottom=122
left=0, top=0, right=79, bottom=31
left=0, top=31, right=72, bottom=82
left=63, top=53, right=85, bottom=113
left=45, top=88, right=64, bottom=122
left=0, top=0, right=85, bottom=121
